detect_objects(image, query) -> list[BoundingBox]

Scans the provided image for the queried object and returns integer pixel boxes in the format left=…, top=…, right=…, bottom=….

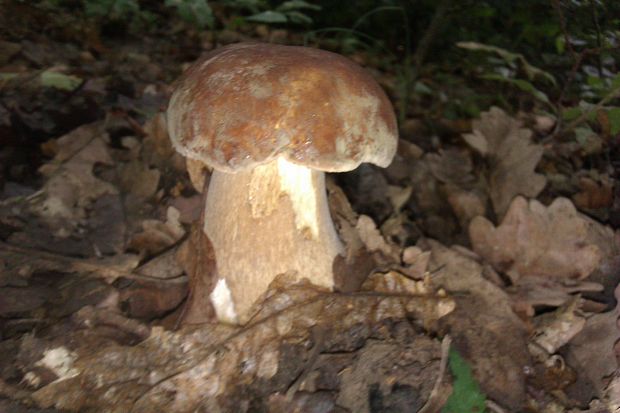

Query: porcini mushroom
left=167, top=43, right=397, bottom=324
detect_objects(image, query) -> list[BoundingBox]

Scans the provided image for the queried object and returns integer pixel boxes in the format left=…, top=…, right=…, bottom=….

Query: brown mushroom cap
left=167, top=43, right=398, bottom=173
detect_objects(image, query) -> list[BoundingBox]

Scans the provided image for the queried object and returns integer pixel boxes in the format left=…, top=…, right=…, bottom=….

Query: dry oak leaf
left=565, top=310, right=619, bottom=402
left=427, top=240, right=530, bottom=411
left=33, top=123, right=117, bottom=236
left=470, top=196, right=613, bottom=282
left=463, top=107, right=546, bottom=218
left=572, top=175, right=613, bottom=212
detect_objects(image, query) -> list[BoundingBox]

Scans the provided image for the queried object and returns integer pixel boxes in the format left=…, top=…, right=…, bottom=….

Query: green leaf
left=166, top=0, right=214, bottom=29
left=587, top=75, right=604, bottom=88
left=414, top=81, right=433, bottom=95
left=40, top=71, right=82, bottom=91
left=555, top=35, right=566, bottom=54
left=0, top=73, right=18, bottom=81
left=457, top=41, right=556, bottom=86
left=574, top=126, right=595, bottom=146
left=277, top=0, right=321, bottom=11
left=562, top=106, right=582, bottom=121
left=481, top=74, right=550, bottom=105
left=246, top=10, right=288, bottom=23
left=85, top=0, right=139, bottom=19
left=607, top=107, right=620, bottom=135
left=443, top=349, right=486, bottom=413
left=285, top=10, right=313, bottom=25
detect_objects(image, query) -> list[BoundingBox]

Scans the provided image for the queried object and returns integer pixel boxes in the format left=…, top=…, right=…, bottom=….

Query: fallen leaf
left=119, top=159, right=160, bottom=199
left=127, top=207, right=185, bottom=257
left=0, top=286, right=54, bottom=316
left=338, top=164, right=392, bottom=222
left=32, top=123, right=118, bottom=239
left=531, top=297, right=586, bottom=354
left=136, top=249, right=184, bottom=280
left=470, top=196, right=613, bottom=282
left=175, top=224, right=217, bottom=325
left=445, top=185, right=487, bottom=229
left=565, top=311, right=619, bottom=403
left=408, top=158, right=457, bottom=243
left=337, top=338, right=444, bottom=413
left=29, top=275, right=454, bottom=412
left=141, top=112, right=186, bottom=174
left=427, top=240, right=530, bottom=411
left=39, top=70, right=82, bottom=91
left=426, top=148, right=476, bottom=187
left=509, top=276, right=603, bottom=316
left=356, top=214, right=399, bottom=260
left=572, top=175, right=613, bottom=212
left=119, top=276, right=187, bottom=319
left=462, top=107, right=546, bottom=217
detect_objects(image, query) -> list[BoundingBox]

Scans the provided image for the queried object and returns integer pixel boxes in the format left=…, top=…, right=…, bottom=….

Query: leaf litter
left=0, top=30, right=618, bottom=413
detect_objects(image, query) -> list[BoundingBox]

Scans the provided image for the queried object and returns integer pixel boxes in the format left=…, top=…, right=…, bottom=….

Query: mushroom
left=167, top=43, right=397, bottom=324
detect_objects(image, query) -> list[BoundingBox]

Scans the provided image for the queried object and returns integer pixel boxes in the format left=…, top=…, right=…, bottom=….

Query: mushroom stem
left=204, top=158, right=344, bottom=324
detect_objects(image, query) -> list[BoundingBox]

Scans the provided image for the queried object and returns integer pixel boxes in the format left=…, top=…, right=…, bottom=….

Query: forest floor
left=1, top=4, right=619, bottom=413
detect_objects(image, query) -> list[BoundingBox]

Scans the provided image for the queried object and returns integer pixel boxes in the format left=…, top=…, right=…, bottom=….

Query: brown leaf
left=127, top=207, right=185, bottom=257
left=531, top=297, right=586, bottom=354
left=119, top=159, right=160, bottom=199
left=30, top=274, right=454, bottom=412
left=463, top=107, right=546, bottom=217
left=427, top=240, right=530, bottom=411
left=572, top=176, right=613, bottom=211
left=32, top=125, right=117, bottom=238
left=355, top=214, right=399, bottom=260
left=0, top=240, right=140, bottom=283
left=175, top=224, right=217, bottom=325
left=470, top=196, right=613, bottom=282
left=336, top=338, right=444, bottom=413
left=565, top=311, right=619, bottom=403
left=0, top=286, right=53, bottom=316
left=408, top=158, right=458, bottom=243
left=426, top=148, right=475, bottom=187
left=509, top=276, right=603, bottom=316
left=119, top=277, right=187, bottom=319
left=445, top=185, right=487, bottom=229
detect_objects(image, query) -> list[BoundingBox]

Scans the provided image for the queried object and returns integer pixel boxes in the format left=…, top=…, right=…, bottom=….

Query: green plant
left=83, top=0, right=139, bottom=19
left=245, top=0, right=321, bottom=25
left=457, top=41, right=556, bottom=107
left=165, top=0, right=214, bottom=29
left=443, top=348, right=486, bottom=413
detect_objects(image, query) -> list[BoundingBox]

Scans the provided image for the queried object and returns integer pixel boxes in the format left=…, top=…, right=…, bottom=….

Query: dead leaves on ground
left=0, top=84, right=619, bottom=413
left=0, top=114, right=192, bottom=327
left=470, top=196, right=612, bottom=282
left=463, top=107, right=547, bottom=218
left=27, top=274, right=454, bottom=412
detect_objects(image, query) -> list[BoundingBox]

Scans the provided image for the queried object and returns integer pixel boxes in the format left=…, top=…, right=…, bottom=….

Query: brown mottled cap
left=167, top=43, right=398, bottom=173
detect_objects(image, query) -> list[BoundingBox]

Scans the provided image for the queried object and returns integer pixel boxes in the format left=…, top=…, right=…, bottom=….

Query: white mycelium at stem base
left=205, top=158, right=344, bottom=324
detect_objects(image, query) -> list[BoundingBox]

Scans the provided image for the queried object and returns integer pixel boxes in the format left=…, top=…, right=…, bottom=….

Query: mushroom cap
left=167, top=43, right=398, bottom=173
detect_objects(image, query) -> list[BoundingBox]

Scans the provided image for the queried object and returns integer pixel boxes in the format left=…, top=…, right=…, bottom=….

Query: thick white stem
left=205, top=158, right=344, bottom=324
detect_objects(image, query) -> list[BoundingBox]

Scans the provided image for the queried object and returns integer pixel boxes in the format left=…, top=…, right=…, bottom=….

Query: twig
left=285, top=326, right=326, bottom=400
left=418, top=334, right=452, bottom=413
left=73, top=305, right=151, bottom=341
left=486, top=399, right=509, bottom=413
left=550, top=0, right=576, bottom=61
left=0, top=240, right=184, bottom=283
